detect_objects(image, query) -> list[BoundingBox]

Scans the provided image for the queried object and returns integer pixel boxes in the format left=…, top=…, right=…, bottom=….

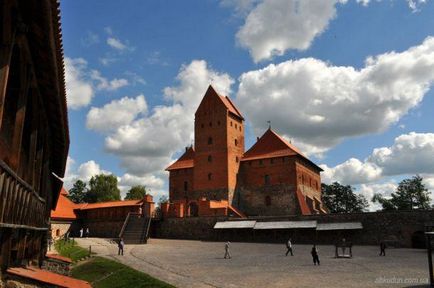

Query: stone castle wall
left=153, top=210, right=434, bottom=247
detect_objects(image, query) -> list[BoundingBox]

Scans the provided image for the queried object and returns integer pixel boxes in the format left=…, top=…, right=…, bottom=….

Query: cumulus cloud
left=321, top=132, right=434, bottom=185
left=320, top=158, right=382, bottom=185
left=107, top=37, right=127, bottom=50
left=87, top=95, right=148, bottom=132
left=236, top=0, right=346, bottom=62
left=65, top=57, right=94, bottom=109
left=65, top=57, right=130, bottom=109
left=237, top=37, right=434, bottom=156
left=358, top=0, right=427, bottom=12
left=358, top=182, right=398, bottom=211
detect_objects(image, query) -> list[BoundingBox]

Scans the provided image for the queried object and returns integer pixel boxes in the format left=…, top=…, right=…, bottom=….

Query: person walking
left=118, top=238, right=124, bottom=256
left=285, top=238, right=294, bottom=256
left=311, top=245, right=320, bottom=265
left=379, top=242, right=386, bottom=256
left=79, top=228, right=83, bottom=238
left=86, top=227, right=90, bottom=238
left=224, top=241, right=231, bottom=259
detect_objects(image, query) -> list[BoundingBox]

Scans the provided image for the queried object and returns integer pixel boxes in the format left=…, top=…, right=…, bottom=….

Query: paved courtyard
left=75, top=238, right=431, bottom=288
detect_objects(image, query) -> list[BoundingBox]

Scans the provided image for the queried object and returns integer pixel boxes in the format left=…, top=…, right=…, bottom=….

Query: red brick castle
left=163, top=86, right=327, bottom=218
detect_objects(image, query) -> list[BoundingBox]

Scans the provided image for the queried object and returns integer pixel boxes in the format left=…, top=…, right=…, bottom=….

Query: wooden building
left=0, top=0, right=69, bottom=272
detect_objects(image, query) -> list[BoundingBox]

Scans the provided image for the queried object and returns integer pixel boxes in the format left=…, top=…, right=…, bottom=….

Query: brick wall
left=153, top=210, right=434, bottom=247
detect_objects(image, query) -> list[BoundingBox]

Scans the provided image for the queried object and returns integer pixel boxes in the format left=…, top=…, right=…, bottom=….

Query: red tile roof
left=166, top=146, right=195, bottom=171
left=219, top=94, right=244, bottom=120
left=51, top=188, right=78, bottom=220
left=242, top=128, right=323, bottom=171
left=7, top=266, right=91, bottom=288
left=78, top=200, right=141, bottom=210
left=296, top=190, right=312, bottom=215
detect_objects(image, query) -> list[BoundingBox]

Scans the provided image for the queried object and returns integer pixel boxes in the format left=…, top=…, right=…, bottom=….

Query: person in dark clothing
left=311, top=245, right=320, bottom=265
left=118, top=238, right=124, bottom=256
left=285, top=238, right=293, bottom=256
left=379, top=242, right=386, bottom=256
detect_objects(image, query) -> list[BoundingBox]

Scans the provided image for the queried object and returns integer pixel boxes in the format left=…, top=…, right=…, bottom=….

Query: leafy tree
left=321, top=182, right=369, bottom=213
left=372, top=175, right=431, bottom=211
left=67, top=179, right=87, bottom=203
left=125, top=185, right=147, bottom=200
left=85, top=174, right=121, bottom=203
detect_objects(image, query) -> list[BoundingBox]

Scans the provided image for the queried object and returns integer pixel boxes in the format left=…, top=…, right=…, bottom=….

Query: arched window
left=208, top=155, right=212, bottom=162
left=234, top=139, right=238, bottom=146
left=265, top=196, right=271, bottom=206
left=235, top=156, right=239, bottom=163
left=208, top=173, right=212, bottom=180
left=208, top=137, right=213, bottom=145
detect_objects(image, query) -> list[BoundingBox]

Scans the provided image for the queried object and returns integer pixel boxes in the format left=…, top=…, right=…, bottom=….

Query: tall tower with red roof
left=193, top=85, right=244, bottom=203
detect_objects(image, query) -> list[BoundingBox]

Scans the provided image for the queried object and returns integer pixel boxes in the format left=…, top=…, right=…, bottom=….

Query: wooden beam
left=0, top=1, right=16, bottom=131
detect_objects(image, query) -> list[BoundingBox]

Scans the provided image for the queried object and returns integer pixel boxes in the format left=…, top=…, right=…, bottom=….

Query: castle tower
left=193, top=85, right=244, bottom=204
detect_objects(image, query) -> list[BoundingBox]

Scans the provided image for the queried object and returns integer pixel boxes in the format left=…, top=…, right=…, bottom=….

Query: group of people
left=223, top=237, right=387, bottom=265
left=79, top=227, right=90, bottom=238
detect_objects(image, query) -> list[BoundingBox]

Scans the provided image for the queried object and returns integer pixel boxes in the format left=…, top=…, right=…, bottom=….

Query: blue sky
left=61, top=0, right=434, bottom=209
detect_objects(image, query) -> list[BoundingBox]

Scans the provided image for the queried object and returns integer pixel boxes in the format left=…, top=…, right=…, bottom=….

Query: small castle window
left=201, top=124, right=204, bottom=128
left=270, top=158, right=274, bottom=164
left=208, top=173, right=212, bottom=180
left=248, top=161, right=252, bottom=166
left=208, top=155, right=212, bottom=162
left=230, top=121, right=233, bottom=127
left=259, top=160, right=263, bottom=165
left=236, top=156, right=239, bottom=163
left=209, top=122, right=212, bottom=127
left=235, top=139, right=238, bottom=146
left=265, top=196, right=271, bottom=206
left=208, top=137, right=213, bottom=145
left=235, top=123, right=238, bottom=129
left=184, top=181, right=188, bottom=191
left=239, top=126, right=242, bottom=131
left=264, top=174, right=270, bottom=185
left=217, top=121, right=221, bottom=126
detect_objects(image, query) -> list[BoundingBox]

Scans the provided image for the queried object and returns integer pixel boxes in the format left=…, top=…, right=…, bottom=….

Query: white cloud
left=321, top=158, right=382, bottom=185
left=321, top=132, right=434, bottom=206
left=359, top=182, right=397, bottom=211
left=77, top=160, right=111, bottom=181
left=65, top=57, right=94, bottom=109
left=356, top=0, right=428, bottom=12
left=86, top=95, right=148, bottom=132
left=236, top=0, right=346, bottom=62
left=107, top=37, right=128, bottom=50
left=369, top=132, right=434, bottom=176
left=64, top=57, right=130, bottom=109
left=237, top=37, right=434, bottom=156
left=90, top=70, right=129, bottom=91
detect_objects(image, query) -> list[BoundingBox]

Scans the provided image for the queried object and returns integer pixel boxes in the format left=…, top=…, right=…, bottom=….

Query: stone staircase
left=119, top=213, right=151, bottom=244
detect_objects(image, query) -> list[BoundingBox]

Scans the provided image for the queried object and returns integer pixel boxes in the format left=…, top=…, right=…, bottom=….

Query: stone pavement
left=75, top=238, right=431, bottom=288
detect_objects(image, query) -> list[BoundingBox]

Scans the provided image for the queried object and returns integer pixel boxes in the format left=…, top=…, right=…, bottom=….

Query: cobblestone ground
left=75, top=238, right=431, bottom=288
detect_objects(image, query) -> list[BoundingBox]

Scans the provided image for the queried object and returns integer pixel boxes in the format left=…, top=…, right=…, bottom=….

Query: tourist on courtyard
left=224, top=241, right=231, bottom=259
left=379, top=242, right=386, bottom=256
left=285, top=238, right=293, bottom=256
left=311, top=245, right=320, bottom=265
left=86, top=227, right=90, bottom=237
left=118, top=238, right=125, bottom=256
left=79, top=228, right=83, bottom=238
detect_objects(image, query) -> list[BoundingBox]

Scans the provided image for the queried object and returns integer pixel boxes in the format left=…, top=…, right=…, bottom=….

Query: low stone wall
left=82, top=220, right=125, bottom=238
left=153, top=210, right=434, bottom=248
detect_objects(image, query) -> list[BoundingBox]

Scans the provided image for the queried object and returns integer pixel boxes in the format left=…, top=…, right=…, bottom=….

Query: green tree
left=321, top=182, right=369, bottom=213
left=372, top=175, right=431, bottom=211
left=85, top=174, right=121, bottom=203
left=125, top=185, right=147, bottom=200
left=67, top=179, right=87, bottom=203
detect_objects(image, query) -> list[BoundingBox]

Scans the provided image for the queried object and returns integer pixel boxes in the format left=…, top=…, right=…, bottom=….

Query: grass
left=54, top=239, right=91, bottom=262
left=71, top=257, right=176, bottom=288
